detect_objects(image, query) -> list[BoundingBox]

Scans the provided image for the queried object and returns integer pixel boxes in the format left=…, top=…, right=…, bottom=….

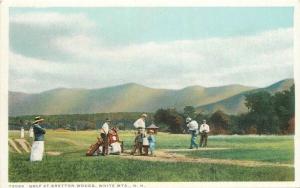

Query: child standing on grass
left=147, top=130, right=156, bottom=156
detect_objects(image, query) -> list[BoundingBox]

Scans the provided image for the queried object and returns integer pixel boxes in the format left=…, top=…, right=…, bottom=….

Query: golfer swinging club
left=186, top=117, right=199, bottom=149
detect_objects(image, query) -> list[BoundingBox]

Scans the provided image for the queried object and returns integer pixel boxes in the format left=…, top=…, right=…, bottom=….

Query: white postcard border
left=1, top=0, right=299, bottom=188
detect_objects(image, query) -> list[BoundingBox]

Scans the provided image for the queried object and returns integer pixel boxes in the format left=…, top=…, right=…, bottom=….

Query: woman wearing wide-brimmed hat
left=30, top=116, right=46, bottom=161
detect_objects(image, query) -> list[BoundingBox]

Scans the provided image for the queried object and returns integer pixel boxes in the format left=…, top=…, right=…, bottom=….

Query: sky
left=9, top=7, right=294, bottom=93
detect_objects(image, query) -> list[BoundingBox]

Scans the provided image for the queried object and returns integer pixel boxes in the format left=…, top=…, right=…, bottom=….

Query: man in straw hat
left=30, top=116, right=46, bottom=161
left=100, top=118, right=111, bottom=156
left=131, top=113, right=147, bottom=155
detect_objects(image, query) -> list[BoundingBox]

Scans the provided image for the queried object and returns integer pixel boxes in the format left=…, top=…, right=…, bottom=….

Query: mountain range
left=9, top=79, right=293, bottom=116
left=196, top=79, right=294, bottom=114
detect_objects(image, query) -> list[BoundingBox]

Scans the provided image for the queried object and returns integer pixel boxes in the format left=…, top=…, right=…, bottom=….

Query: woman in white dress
left=30, top=116, right=46, bottom=162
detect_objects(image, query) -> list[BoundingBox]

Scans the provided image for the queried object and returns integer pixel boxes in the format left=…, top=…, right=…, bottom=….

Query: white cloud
left=9, top=12, right=97, bottom=62
left=49, top=27, right=293, bottom=86
left=9, top=11, right=293, bottom=92
left=10, top=12, right=95, bottom=29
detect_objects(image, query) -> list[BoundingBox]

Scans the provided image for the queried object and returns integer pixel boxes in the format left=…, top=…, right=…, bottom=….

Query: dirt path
left=46, top=151, right=62, bottom=156
left=162, top=148, right=230, bottom=152
left=119, top=149, right=293, bottom=168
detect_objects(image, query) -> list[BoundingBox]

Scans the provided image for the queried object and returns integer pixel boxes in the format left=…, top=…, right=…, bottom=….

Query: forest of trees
left=9, top=86, right=295, bottom=135
left=9, top=112, right=153, bottom=131
left=153, top=85, right=295, bottom=135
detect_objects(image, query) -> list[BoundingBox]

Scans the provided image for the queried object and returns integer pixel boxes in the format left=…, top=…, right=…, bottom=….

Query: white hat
left=186, top=117, right=192, bottom=123
left=141, top=113, right=148, bottom=118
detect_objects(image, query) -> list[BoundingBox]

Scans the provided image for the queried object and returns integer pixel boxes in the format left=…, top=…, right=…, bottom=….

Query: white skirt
left=97, top=143, right=121, bottom=155
left=110, top=142, right=122, bottom=154
left=30, top=141, right=44, bottom=161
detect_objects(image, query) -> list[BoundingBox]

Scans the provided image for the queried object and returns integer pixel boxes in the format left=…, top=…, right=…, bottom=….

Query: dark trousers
left=143, top=146, right=149, bottom=156
left=131, top=132, right=144, bottom=155
left=101, top=133, right=109, bottom=155
left=200, top=132, right=208, bottom=147
left=131, top=142, right=143, bottom=155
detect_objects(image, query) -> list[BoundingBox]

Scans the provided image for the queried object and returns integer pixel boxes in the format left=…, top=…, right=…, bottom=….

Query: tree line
left=154, top=85, right=295, bottom=135
left=9, top=86, right=294, bottom=135
left=9, top=112, right=153, bottom=131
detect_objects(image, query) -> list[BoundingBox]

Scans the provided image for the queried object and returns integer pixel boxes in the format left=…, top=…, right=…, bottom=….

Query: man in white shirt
left=100, top=118, right=111, bottom=156
left=186, top=117, right=199, bottom=149
left=133, top=114, right=146, bottom=130
left=199, top=120, right=210, bottom=147
left=131, top=114, right=147, bottom=155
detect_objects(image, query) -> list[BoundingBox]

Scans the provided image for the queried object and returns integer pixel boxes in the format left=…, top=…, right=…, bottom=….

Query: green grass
left=180, top=148, right=293, bottom=164
left=176, top=135, right=294, bottom=164
left=9, top=153, right=294, bottom=182
left=9, top=131, right=294, bottom=182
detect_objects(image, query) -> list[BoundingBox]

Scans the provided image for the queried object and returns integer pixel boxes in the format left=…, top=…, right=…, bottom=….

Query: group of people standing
left=26, top=114, right=209, bottom=162
left=99, top=114, right=156, bottom=156
left=186, top=117, right=210, bottom=149
left=130, top=113, right=156, bottom=156
left=19, top=126, right=34, bottom=139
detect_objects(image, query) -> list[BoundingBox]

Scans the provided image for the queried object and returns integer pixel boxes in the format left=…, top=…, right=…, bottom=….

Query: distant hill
left=196, top=79, right=294, bottom=115
left=9, top=82, right=255, bottom=116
